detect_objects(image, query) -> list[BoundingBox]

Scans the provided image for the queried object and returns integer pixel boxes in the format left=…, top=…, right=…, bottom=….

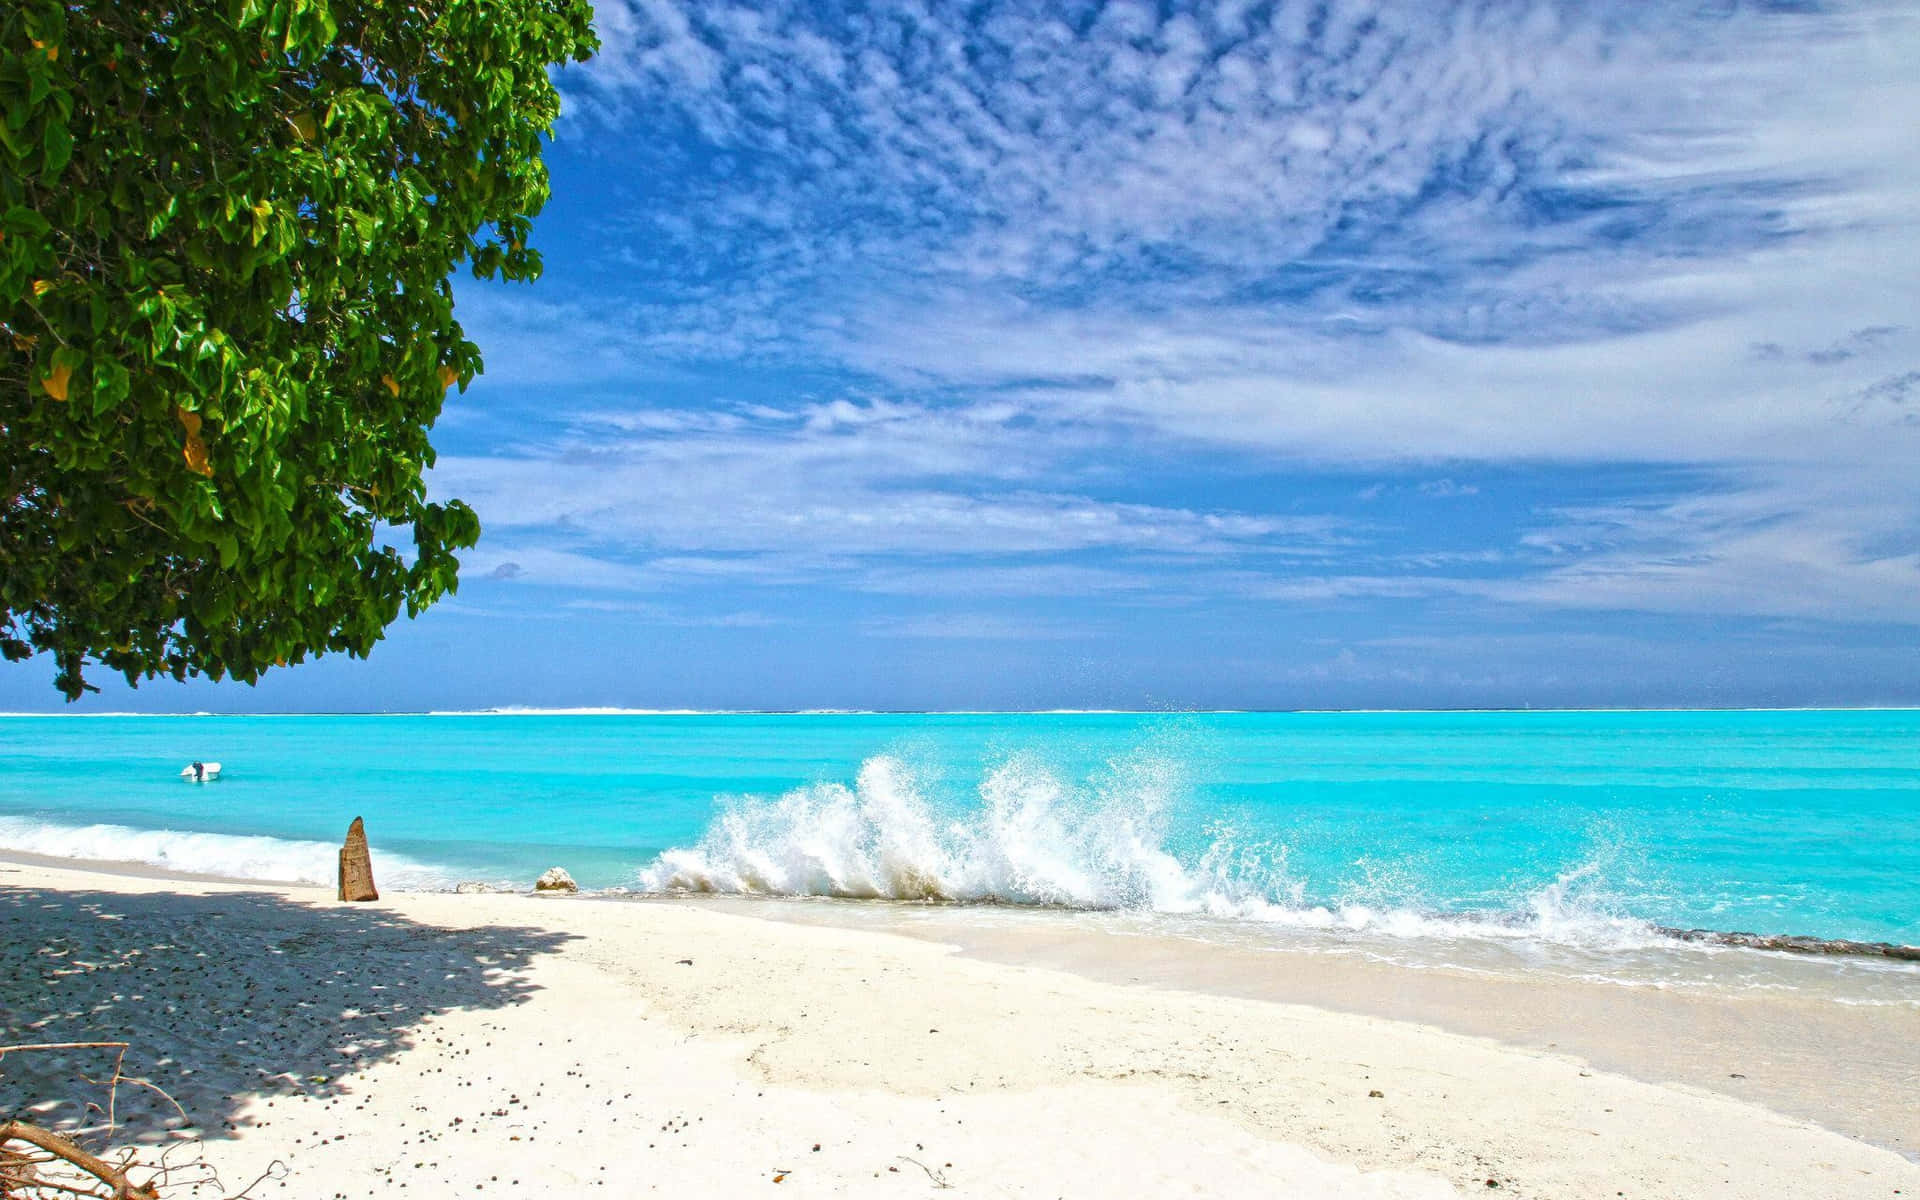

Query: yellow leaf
left=12, top=333, right=36, bottom=351
left=291, top=112, right=317, bottom=141
left=439, top=365, right=457, bottom=389
left=382, top=374, right=401, bottom=397
left=32, top=279, right=53, bottom=296
left=183, top=435, right=212, bottom=477
left=42, top=363, right=71, bottom=401
left=177, top=408, right=213, bottom=476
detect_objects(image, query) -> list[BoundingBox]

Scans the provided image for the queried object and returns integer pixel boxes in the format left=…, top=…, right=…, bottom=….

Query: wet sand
left=693, top=894, right=1920, bottom=1156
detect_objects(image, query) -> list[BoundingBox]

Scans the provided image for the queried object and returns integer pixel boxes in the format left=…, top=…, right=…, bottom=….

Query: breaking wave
left=0, top=815, right=455, bottom=890
left=637, top=755, right=1681, bottom=951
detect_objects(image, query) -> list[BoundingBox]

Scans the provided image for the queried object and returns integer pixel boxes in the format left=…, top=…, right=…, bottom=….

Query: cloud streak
left=427, top=0, right=1920, bottom=692
left=434, top=396, right=1352, bottom=593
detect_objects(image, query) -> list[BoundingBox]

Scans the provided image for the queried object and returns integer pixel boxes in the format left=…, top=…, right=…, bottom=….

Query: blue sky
left=14, top=0, right=1920, bottom=711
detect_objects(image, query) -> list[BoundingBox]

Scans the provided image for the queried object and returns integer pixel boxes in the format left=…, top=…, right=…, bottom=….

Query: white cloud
left=1234, top=467, right=1920, bottom=625
left=449, top=1, right=1920, bottom=633
left=862, top=613, right=1100, bottom=641
left=457, top=545, right=661, bottom=592
left=559, top=598, right=789, bottom=628
left=545, top=0, right=1920, bottom=463
left=1493, top=470, right=1920, bottom=625
left=434, top=398, right=1352, bottom=589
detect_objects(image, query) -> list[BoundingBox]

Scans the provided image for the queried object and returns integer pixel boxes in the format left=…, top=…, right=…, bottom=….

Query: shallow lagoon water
left=1, top=710, right=1915, bottom=993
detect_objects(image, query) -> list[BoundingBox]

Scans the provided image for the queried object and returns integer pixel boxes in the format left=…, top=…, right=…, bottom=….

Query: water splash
left=638, top=755, right=1688, bottom=951
left=640, top=755, right=1190, bottom=906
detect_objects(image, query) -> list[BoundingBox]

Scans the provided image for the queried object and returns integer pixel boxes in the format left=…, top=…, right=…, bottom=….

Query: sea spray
left=635, top=754, right=1689, bottom=952
left=642, top=754, right=1191, bottom=906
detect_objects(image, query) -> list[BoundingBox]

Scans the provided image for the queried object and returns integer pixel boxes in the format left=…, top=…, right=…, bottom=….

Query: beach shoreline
left=5, top=846, right=1918, bottom=1155
left=3, top=855, right=1916, bottom=1198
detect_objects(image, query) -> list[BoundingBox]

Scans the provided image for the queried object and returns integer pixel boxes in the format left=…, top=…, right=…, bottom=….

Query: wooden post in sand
left=339, top=816, right=379, bottom=902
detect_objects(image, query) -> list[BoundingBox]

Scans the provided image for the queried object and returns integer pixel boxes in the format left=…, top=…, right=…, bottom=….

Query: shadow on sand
left=0, top=885, right=575, bottom=1142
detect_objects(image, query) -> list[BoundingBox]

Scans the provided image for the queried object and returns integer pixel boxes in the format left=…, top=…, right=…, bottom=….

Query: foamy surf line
left=0, top=815, right=457, bottom=891
left=634, top=755, right=1673, bottom=951
left=635, top=755, right=1920, bottom=963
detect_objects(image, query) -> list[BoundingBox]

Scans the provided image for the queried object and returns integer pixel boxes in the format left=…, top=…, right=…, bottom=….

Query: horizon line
left=2, top=705, right=1918, bottom=718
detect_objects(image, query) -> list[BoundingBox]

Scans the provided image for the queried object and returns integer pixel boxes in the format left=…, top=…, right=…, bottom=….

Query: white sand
left=2, top=857, right=1915, bottom=1199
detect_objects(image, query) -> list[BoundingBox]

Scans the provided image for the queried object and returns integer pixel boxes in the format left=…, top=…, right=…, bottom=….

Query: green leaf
left=42, top=119, right=73, bottom=173
left=0, top=0, right=597, bottom=700
left=2, top=206, right=52, bottom=237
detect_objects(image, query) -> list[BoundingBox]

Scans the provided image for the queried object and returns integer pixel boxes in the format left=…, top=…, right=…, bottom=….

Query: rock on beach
left=337, top=816, right=378, bottom=902
left=534, top=867, right=578, bottom=894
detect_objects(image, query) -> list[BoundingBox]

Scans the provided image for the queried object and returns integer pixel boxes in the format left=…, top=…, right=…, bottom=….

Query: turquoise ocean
left=2, top=710, right=1915, bottom=993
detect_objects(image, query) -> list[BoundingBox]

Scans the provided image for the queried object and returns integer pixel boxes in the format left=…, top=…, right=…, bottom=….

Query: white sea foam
left=0, top=815, right=455, bottom=890
left=637, top=755, right=1674, bottom=951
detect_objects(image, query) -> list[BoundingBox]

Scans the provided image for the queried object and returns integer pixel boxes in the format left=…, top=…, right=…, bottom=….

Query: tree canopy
left=1, top=0, right=596, bottom=699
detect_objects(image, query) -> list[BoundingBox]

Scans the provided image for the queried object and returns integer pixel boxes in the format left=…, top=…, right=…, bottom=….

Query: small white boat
left=180, top=761, right=221, bottom=782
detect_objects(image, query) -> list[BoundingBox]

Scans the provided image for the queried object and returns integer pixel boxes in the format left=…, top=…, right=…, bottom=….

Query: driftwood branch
left=224, top=1160, right=289, bottom=1200
left=2, top=1041, right=276, bottom=1199
left=0, top=1120, right=160, bottom=1199
left=0, top=1043, right=134, bottom=1143
left=5, top=1172, right=143, bottom=1199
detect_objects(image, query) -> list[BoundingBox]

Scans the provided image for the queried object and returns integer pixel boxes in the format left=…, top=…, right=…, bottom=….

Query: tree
left=1, top=0, right=596, bottom=699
